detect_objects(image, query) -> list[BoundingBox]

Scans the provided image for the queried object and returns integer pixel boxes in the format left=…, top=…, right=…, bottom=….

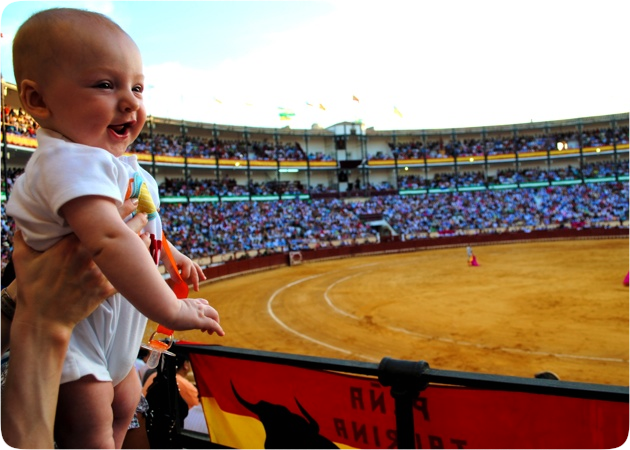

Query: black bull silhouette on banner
left=231, top=382, right=339, bottom=449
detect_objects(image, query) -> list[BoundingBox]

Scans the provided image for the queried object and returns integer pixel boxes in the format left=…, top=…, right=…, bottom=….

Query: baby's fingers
left=179, top=263, right=201, bottom=291
left=202, top=321, right=225, bottom=337
left=187, top=262, right=206, bottom=290
left=193, top=298, right=224, bottom=335
left=196, top=263, right=207, bottom=281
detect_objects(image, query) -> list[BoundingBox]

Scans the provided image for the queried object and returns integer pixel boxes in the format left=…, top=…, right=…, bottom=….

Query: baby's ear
left=19, top=79, right=50, bottom=121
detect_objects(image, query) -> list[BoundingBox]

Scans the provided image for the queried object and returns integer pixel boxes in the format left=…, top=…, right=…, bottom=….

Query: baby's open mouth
left=109, top=123, right=132, bottom=135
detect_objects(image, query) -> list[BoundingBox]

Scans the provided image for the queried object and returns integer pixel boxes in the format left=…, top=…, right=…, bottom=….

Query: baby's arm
left=161, top=240, right=206, bottom=291
left=0, top=199, right=149, bottom=355
left=60, top=196, right=224, bottom=336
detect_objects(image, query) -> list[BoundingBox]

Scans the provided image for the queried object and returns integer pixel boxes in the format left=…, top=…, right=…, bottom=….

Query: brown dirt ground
left=144, top=238, right=629, bottom=386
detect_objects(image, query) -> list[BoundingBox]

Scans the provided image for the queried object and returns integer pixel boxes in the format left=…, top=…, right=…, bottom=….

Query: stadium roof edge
left=2, top=79, right=627, bottom=136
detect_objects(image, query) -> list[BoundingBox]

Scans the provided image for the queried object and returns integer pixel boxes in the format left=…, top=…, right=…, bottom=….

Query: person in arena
left=6, top=8, right=224, bottom=448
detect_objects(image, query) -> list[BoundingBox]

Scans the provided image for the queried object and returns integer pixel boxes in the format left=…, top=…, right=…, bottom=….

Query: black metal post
left=378, top=357, right=430, bottom=449
left=145, top=352, right=184, bottom=448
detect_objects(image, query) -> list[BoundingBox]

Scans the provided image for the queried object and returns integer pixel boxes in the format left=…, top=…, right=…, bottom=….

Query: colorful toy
left=128, top=173, right=188, bottom=368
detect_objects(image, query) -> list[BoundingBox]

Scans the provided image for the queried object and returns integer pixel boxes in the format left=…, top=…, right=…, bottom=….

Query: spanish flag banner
left=189, top=350, right=628, bottom=449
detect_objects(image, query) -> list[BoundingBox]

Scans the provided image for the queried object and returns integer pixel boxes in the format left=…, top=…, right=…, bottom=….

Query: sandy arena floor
left=145, top=238, right=629, bottom=386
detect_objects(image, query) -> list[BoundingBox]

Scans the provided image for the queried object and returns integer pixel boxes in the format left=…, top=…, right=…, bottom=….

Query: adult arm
left=1, top=230, right=118, bottom=448
left=0, top=199, right=149, bottom=354
left=0, top=200, right=148, bottom=448
left=0, top=282, right=17, bottom=355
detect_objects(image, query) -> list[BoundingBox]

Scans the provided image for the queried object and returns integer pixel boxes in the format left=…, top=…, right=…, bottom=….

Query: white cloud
left=4, top=0, right=628, bottom=130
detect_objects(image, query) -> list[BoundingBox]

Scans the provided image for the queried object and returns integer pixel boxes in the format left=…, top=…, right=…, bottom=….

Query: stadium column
left=578, top=119, right=584, bottom=183
left=513, top=126, right=520, bottom=188
left=212, top=124, right=220, bottom=188
left=274, top=130, right=281, bottom=198
left=611, top=118, right=620, bottom=182
left=545, top=123, right=552, bottom=186
left=360, top=133, right=368, bottom=194
left=394, top=150, right=399, bottom=193
left=392, top=131, right=398, bottom=191
left=244, top=128, right=252, bottom=202
left=421, top=131, right=429, bottom=190
left=482, top=128, right=489, bottom=188
left=452, top=129, right=459, bottom=192
left=303, top=131, right=311, bottom=196
left=247, top=158, right=252, bottom=202
left=148, top=115, right=157, bottom=179
left=423, top=149, right=429, bottom=191
left=180, top=121, right=189, bottom=202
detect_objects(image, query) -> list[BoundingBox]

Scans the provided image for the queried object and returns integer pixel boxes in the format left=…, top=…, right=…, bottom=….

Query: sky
left=1, top=0, right=628, bottom=131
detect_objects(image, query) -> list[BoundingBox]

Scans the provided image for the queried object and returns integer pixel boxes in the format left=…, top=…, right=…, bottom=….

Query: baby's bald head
left=13, top=8, right=133, bottom=90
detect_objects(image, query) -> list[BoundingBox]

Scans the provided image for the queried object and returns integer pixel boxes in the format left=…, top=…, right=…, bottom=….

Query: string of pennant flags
left=282, top=96, right=403, bottom=121
left=213, top=95, right=403, bottom=121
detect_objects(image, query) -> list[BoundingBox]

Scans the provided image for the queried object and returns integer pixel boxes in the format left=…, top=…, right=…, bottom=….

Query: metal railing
left=153, top=343, right=628, bottom=449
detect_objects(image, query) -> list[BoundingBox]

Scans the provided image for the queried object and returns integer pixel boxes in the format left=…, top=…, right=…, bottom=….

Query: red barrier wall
left=199, top=227, right=628, bottom=282
left=203, top=253, right=287, bottom=281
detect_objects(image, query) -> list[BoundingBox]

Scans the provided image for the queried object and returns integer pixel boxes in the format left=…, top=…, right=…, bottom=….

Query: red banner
left=189, top=351, right=628, bottom=449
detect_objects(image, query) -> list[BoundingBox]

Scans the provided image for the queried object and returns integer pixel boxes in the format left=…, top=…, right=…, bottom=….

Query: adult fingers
left=118, top=198, right=139, bottom=219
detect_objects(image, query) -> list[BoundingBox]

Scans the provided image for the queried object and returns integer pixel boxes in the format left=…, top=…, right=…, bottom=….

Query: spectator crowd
left=3, top=172, right=627, bottom=270
left=2, top=106, right=628, bottom=270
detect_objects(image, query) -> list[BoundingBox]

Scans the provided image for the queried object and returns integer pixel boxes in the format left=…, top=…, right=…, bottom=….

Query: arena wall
left=194, top=226, right=629, bottom=284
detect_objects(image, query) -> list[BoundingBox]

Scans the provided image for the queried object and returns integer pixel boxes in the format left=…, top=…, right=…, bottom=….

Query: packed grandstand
left=1, top=85, right=628, bottom=271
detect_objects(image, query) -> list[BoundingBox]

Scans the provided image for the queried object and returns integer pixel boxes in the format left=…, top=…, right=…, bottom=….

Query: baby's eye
left=133, top=85, right=144, bottom=94
left=95, top=81, right=113, bottom=89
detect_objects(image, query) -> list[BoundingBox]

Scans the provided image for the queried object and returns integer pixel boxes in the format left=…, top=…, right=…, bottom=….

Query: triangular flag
left=352, top=95, right=360, bottom=102
left=214, top=98, right=222, bottom=104
left=394, top=106, right=403, bottom=118
left=278, top=108, right=295, bottom=120
left=319, top=103, right=326, bottom=111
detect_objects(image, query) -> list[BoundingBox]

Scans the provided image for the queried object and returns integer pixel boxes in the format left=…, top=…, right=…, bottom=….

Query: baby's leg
left=112, top=369, right=142, bottom=448
left=55, top=370, right=140, bottom=449
left=55, top=375, right=116, bottom=448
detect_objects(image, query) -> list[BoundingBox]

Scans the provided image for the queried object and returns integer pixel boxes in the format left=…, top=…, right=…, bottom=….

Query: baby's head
left=13, top=8, right=146, bottom=157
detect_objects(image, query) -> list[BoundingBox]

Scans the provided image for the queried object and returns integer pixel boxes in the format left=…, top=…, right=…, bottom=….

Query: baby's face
left=41, top=27, right=146, bottom=157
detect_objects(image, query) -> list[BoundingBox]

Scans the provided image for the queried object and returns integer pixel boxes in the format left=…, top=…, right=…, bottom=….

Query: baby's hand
left=163, top=244, right=206, bottom=291
left=177, top=258, right=206, bottom=292
left=169, top=297, right=225, bottom=336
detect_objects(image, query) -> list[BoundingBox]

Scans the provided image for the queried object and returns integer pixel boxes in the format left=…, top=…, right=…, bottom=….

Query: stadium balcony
left=1, top=91, right=628, bottom=450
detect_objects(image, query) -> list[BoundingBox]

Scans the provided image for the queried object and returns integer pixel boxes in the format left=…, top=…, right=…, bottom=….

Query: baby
left=6, top=8, right=224, bottom=448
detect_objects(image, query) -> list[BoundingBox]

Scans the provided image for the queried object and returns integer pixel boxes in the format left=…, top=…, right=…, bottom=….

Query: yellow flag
left=137, top=182, right=158, bottom=220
